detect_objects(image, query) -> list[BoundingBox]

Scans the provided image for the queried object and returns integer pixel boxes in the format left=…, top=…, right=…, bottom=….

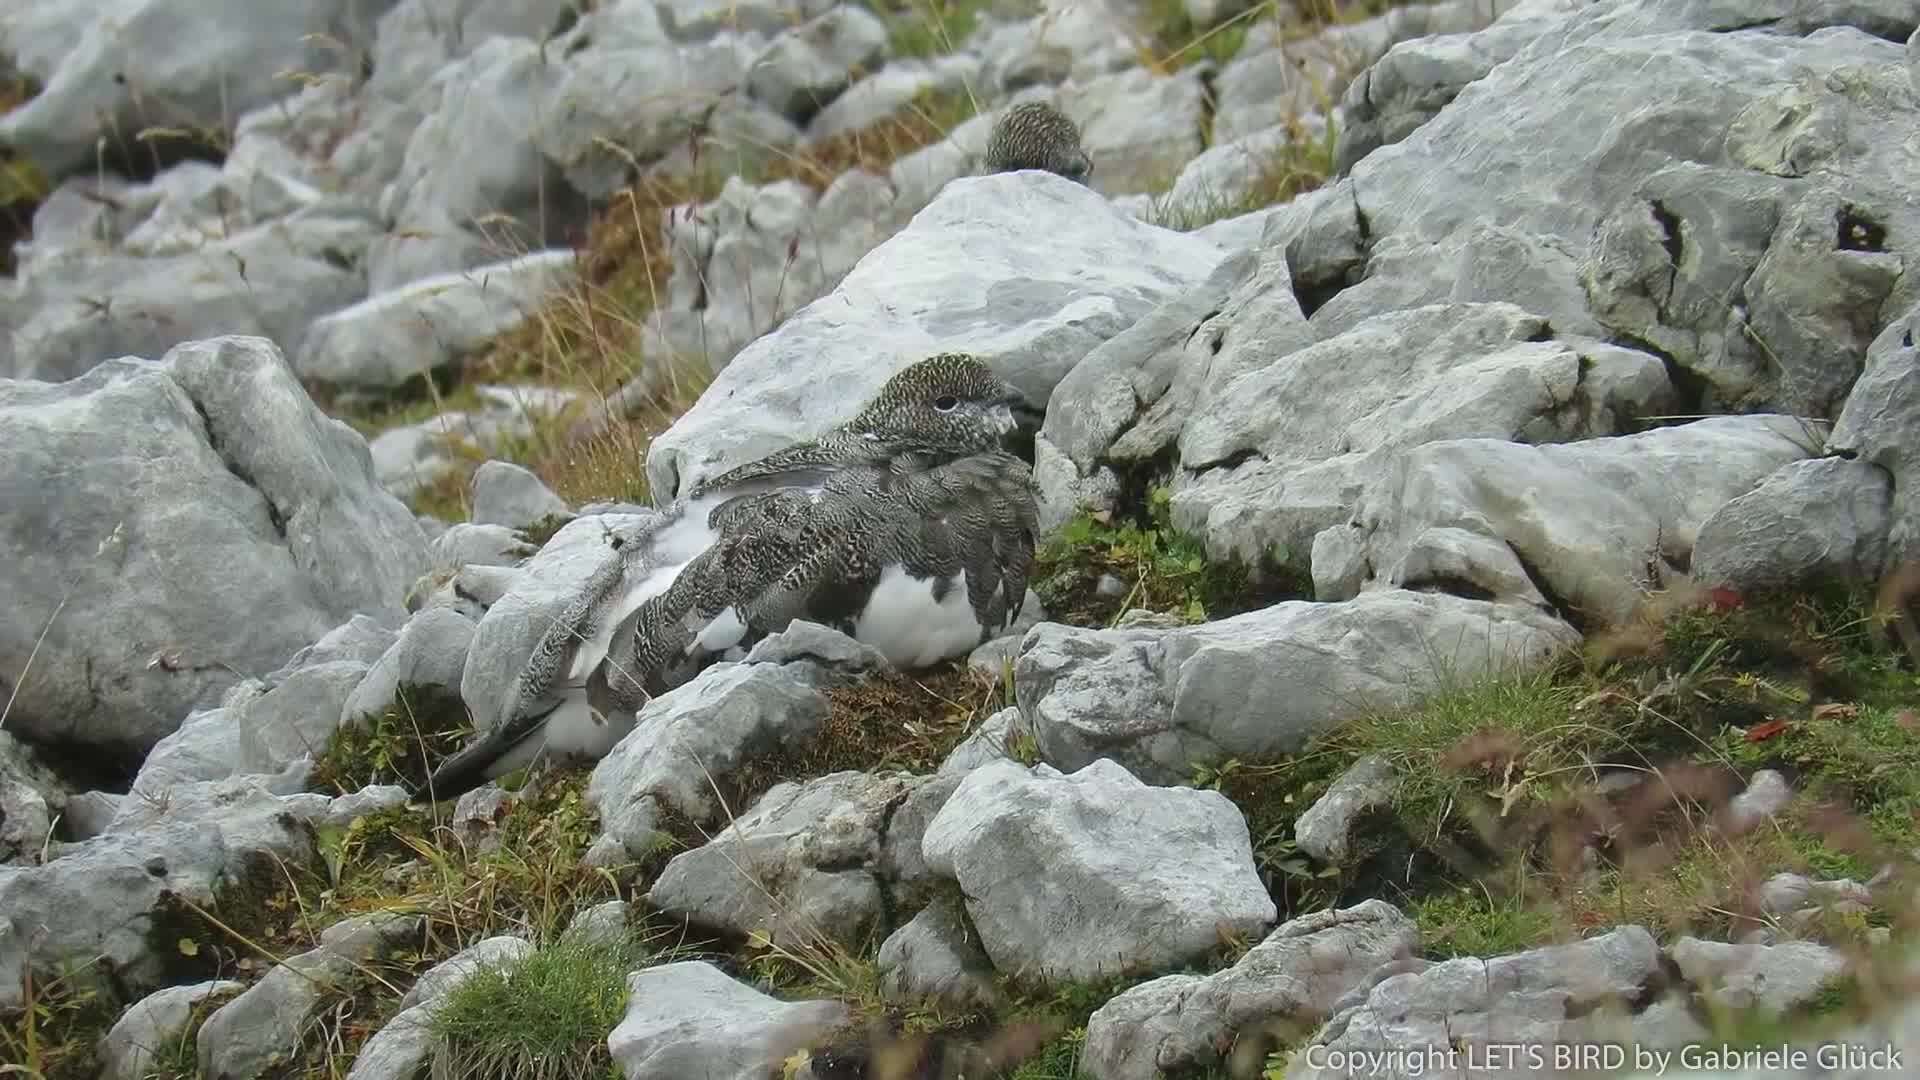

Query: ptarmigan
left=425, top=353, right=1039, bottom=798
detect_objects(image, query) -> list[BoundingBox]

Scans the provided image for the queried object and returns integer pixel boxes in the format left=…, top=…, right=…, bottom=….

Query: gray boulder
left=1298, top=2, right=1918, bottom=417
left=429, top=523, right=536, bottom=571
left=921, top=758, right=1276, bottom=985
left=296, top=251, right=579, bottom=390
left=1083, top=900, right=1420, bottom=1080
left=1285, top=926, right=1668, bottom=1080
left=646, top=770, right=922, bottom=949
left=470, top=460, right=570, bottom=530
left=0, top=336, right=428, bottom=758
left=1294, top=755, right=1399, bottom=864
left=1016, top=591, right=1578, bottom=784
left=1350, top=416, right=1820, bottom=624
left=1669, top=937, right=1850, bottom=1019
left=9, top=207, right=377, bottom=383
left=0, top=732, right=64, bottom=864
left=655, top=0, right=832, bottom=40
left=367, top=384, right=579, bottom=501
left=746, top=6, right=889, bottom=120
left=587, top=660, right=831, bottom=861
left=877, top=894, right=998, bottom=1009
left=808, top=54, right=982, bottom=141
left=541, top=34, right=756, bottom=199
left=0, top=0, right=389, bottom=177
left=1059, top=67, right=1209, bottom=198
left=100, top=979, right=246, bottom=1080
left=372, top=37, right=580, bottom=291
left=344, top=934, right=533, bottom=1080
left=1829, top=301, right=1920, bottom=568
left=340, top=607, right=477, bottom=726
left=1040, top=286, right=1676, bottom=566
left=1690, top=458, right=1891, bottom=593
left=197, top=912, right=425, bottom=1080
left=608, top=961, right=848, bottom=1080
left=237, top=660, right=371, bottom=776
left=0, top=777, right=319, bottom=1010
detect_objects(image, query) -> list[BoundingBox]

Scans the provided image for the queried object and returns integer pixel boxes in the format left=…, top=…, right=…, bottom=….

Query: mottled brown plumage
left=983, top=101, right=1093, bottom=183
left=425, top=354, right=1038, bottom=798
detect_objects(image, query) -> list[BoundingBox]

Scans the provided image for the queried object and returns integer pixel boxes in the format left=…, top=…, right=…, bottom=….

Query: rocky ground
left=5, top=0, right=1920, bottom=1077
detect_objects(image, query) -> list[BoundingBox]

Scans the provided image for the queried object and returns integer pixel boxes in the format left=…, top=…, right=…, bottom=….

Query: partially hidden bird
left=424, top=353, right=1040, bottom=799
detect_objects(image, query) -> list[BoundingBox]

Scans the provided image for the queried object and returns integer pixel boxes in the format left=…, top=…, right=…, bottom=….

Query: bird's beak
left=1002, top=390, right=1044, bottom=426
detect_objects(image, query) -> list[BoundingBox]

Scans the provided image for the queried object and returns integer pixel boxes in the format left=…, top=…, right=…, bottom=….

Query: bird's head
left=846, top=353, right=1038, bottom=452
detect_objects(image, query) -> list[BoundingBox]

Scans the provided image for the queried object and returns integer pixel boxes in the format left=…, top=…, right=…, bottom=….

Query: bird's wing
left=685, top=432, right=883, bottom=500
left=727, top=450, right=1036, bottom=646
left=890, top=450, right=1038, bottom=634
left=426, top=523, right=653, bottom=799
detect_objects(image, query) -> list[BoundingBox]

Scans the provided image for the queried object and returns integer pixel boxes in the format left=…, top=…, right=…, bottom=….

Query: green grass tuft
left=431, top=931, right=646, bottom=1080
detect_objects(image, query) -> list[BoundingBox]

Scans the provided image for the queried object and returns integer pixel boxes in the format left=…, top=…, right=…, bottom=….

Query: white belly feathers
left=852, top=565, right=984, bottom=669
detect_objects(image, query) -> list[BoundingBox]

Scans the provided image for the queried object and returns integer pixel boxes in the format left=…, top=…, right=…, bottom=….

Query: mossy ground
left=311, top=683, right=475, bottom=796
left=1202, top=584, right=1920, bottom=968
left=1034, top=488, right=1302, bottom=627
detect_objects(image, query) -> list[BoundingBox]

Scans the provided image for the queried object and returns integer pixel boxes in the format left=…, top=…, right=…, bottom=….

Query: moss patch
left=0, top=74, right=46, bottom=278
left=314, top=684, right=475, bottom=796
left=723, top=664, right=1009, bottom=813
left=1035, top=487, right=1293, bottom=628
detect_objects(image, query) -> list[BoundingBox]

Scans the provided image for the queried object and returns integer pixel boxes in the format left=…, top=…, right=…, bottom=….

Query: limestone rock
left=644, top=171, right=1229, bottom=500
left=1084, top=901, right=1420, bottom=1080
left=1017, top=591, right=1578, bottom=784
left=608, top=961, right=848, bottom=1080
left=921, top=758, right=1276, bottom=985
left=469, top=460, right=570, bottom=531
left=0, top=336, right=427, bottom=758
left=587, top=661, right=830, bottom=860
left=647, top=770, right=920, bottom=949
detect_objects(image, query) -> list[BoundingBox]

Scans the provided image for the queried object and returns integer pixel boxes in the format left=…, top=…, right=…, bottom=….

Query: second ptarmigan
left=427, top=353, right=1039, bottom=797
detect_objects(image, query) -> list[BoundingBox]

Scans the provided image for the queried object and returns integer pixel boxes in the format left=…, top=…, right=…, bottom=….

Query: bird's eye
left=933, top=395, right=959, bottom=412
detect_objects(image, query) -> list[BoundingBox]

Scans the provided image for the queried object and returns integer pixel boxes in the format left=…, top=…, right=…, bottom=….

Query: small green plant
left=0, top=960, right=118, bottom=1080
left=1034, top=487, right=1277, bottom=628
left=431, top=930, right=646, bottom=1080
left=313, top=684, right=474, bottom=796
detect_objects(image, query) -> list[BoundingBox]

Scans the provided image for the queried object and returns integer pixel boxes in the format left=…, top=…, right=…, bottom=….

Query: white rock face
left=646, top=171, right=1232, bottom=500
left=646, top=769, right=922, bottom=949
left=1284, top=926, right=1671, bottom=1080
left=1349, top=416, right=1820, bottom=624
left=921, top=757, right=1277, bottom=985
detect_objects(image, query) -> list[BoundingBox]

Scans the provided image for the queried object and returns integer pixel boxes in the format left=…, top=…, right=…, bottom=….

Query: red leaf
left=1897, top=709, right=1920, bottom=733
left=1746, top=719, right=1791, bottom=742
